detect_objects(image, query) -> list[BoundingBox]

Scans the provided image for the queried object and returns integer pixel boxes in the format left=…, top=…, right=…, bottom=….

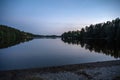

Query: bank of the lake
left=0, top=60, right=120, bottom=80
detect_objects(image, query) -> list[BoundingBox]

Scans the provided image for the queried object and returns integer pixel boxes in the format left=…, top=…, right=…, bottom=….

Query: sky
left=0, top=0, right=120, bottom=35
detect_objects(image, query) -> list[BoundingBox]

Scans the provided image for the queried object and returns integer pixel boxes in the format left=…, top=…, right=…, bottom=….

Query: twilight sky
left=0, top=0, right=120, bottom=35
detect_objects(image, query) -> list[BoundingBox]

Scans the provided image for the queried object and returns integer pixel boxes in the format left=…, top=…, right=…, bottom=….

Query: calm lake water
left=0, top=38, right=119, bottom=71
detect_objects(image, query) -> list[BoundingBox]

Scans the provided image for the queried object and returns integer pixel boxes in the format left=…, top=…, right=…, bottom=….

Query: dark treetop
left=0, top=25, right=33, bottom=49
left=62, top=18, right=120, bottom=42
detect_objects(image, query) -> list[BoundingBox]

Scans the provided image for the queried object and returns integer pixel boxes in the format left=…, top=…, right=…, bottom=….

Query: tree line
left=62, top=18, right=120, bottom=42
left=61, top=18, right=120, bottom=58
left=0, top=25, right=33, bottom=49
left=0, top=24, right=60, bottom=48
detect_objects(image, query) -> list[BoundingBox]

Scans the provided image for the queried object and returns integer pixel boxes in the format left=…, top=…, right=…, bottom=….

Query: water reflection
left=0, top=38, right=33, bottom=49
left=0, top=38, right=119, bottom=70
left=61, top=38, right=120, bottom=58
left=0, top=37, right=120, bottom=58
left=0, top=37, right=59, bottom=49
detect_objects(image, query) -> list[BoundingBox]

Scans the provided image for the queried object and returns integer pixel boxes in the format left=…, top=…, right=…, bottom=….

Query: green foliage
left=0, top=25, right=33, bottom=49
left=61, top=18, right=120, bottom=58
left=62, top=18, right=120, bottom=42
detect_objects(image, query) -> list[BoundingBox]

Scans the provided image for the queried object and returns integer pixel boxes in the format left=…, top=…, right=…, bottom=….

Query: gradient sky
left=0, top=0, right=120, bottom=35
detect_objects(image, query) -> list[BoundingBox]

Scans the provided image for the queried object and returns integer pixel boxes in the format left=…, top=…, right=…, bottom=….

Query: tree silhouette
left=0, top=25, right=33, bottom=49
left=62, top=18, right=120, bottom=42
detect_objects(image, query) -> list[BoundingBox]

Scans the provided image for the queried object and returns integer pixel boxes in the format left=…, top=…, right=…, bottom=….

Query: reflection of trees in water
left=61, top=38, right=120, bottom=58
left=0, top=25, right=33, bottom=49
left=61, top=38, right=85, bottom=48
left=0, top=37, right=33, bottom=49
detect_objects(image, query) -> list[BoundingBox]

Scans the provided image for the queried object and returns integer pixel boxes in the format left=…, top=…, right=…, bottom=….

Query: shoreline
left=1, top=60, right=120, bottom=72
left=0, top=60, right=120, bottom=80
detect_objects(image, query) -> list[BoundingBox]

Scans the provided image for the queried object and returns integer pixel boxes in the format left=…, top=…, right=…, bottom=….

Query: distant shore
left=0, top=60, right=120, bottom=80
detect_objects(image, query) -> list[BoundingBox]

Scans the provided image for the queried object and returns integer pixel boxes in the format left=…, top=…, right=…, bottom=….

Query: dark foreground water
left=0, top=38, right=119, bottom=71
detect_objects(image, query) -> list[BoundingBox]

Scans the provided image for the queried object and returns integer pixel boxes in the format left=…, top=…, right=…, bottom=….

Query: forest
left=61, top=18, right=120, bottom=58
left=0, top=18, right=120, bottom=50
left=62, top=18, right=120, bottom=42
left=0, top=25, right=33, bottom=48
left=0, top=25, right=60, bottom=48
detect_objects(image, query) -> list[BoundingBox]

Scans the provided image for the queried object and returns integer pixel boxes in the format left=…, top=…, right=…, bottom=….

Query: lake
left=0, top=38, right=119, bottom=71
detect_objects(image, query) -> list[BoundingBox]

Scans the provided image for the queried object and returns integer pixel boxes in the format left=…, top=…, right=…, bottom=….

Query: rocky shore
left=0, top=60, right=120, bottom=80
